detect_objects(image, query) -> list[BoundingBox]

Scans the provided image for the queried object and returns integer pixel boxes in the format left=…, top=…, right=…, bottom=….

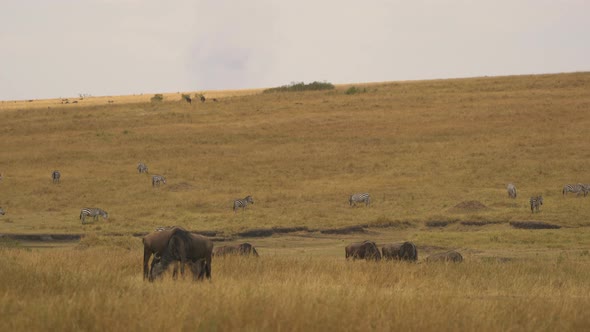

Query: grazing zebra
left=155, top=225, right=178, bottom=232
left=562, top=184, right=586, bottom=196
left=152, top=175, right=166, bottom=187
left=80, top=208, right=108, bottom=224
left=0, top=207, right=5, bottom=215
left=137, top=162, right=148, bottom=174
left=349, top=193, right=371, bottom=207
left=529, top=196, right=543, bottom=213
left=507, top=183, right=517, bottom=199
left=233, top=196, right=254, bottom=213
left=52, top=170, right=61, bottom=184
left=581, top=184, right=590, bottom=197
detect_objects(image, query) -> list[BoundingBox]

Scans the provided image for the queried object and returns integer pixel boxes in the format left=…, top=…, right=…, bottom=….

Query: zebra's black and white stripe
left=529, top=196, right=543, bottom=213
left=137, top=163, right=148, bottom=174
left=349, top=193, right=371, bottom=207
left=562, top=184, right=586, bottom=196
left=152, top=175, right=166, bottom=187
left=507, top=183, right=517, bottom=199
left=80, top=208, right=108, bottom=224
left=52, top=170, right=61, bottom=184
left=154, top=225, right=178, bottom=232
left=233, top=195, right=254, bottom=213
left=0, top=207, right=5, bottom=215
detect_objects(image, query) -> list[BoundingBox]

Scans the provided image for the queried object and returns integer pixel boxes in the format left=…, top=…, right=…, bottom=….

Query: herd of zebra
left=507, top=183, right=590, bottom=214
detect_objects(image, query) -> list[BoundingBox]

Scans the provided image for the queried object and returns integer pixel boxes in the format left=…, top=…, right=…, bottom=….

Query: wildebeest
left=200, top=95, right=206, bottom=102
left=142, top=226, right=186, bottom=280
left=381, top=242, right=418, bottom=261
left=149, top=228, right=214, bottom=281
left=345, top=240, right=381, bottom=261
left=507, top=183, right=517, bottom=199
left=213, top=243, right=259, bottom=257
left=184, top=96, right=192, bottom=104
left=426, top=250, right=463, bottom=263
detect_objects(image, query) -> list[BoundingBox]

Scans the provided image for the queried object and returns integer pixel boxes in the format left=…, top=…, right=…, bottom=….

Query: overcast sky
left=1, top=0, right=588, bottom=100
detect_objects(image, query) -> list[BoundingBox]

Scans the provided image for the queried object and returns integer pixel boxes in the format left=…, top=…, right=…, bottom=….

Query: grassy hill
left=1, top=72, right=590, bottom=235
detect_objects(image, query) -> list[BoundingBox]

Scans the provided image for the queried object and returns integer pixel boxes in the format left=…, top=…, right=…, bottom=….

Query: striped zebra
left=154, top=225, right=178, bottom=232
left=152, top=175, right=166, bottom=187
left=562, top=184, right=586, bottom=196
left=506, top=183, right=517, bottom=199
left=80, top=208, right=108, bottom=224
left=349, top=193, right=371, bottom=207
left=581, top=184, right=590, bottom=197
left=529, top=196, right=543, bottom=213
left=0, top=207, right=5, bottom=215
left=52, top=170, right=61, bottom=184
left=137, top=163, right=148, bottom=174
left=233, top=195, right=254, bottom=213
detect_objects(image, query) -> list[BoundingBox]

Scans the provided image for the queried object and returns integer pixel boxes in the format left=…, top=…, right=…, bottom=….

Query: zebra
left=562, top=184, right=586, bottom=196
left=529, top=196, right=543, bottom=213
left=233, top=195, right=254, bottom=213
left=52, top=170, right=61, bottom=184
left=0, top=207, right=5, bottom=215
left=137, top=162, right=148, bottom=174
left=507, top=183, right=517, bottom=199
left=349, top=193, right=371, bottom=207
left=581, top=184, right=590, bottom=197
left=152, top=175, right=166, bottom=187
left=154, top=225, right=178, bottom=232
left=80, top=208, right=108, bottom=224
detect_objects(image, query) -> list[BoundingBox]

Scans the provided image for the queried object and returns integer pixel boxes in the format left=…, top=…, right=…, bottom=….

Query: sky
left=1, top=0, right=589, bottom=100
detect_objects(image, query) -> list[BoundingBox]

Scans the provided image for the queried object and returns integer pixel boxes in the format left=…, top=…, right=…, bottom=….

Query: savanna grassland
left=1, top=72, right=590, bottom=331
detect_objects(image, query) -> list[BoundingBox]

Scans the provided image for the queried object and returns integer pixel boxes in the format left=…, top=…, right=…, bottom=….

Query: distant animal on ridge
left=52, top=170, right=61, bottom=184
left=152, top=175, right=166, bottom=187
left=529, top=195, right=543, bottom=213
left=507, top=183, right=517, bottom=199
left=137, top=163, right=148, bottom=174
left=345, top=240, right=381, bottom=261
left=80, top=208, right=108, bottom=224
left=233, top=195, right=254, bottom=213
left=349, top=193, right=371, bottom=207
left=382, top=242, right=418, bottom=261
left=200, top=95, right=206, bottom=103
left=213, top=243, right=259, bottom=257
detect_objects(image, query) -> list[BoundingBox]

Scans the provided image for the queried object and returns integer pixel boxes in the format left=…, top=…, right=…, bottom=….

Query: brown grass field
left=1, top=72, right=590, bottom=331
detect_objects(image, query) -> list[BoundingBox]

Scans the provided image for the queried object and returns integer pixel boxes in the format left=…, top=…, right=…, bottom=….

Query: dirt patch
left=167, top=182, right=194, bottom=192
left=370, top=220, right=414, bottom=228
left=509, top=221, right=561, bottom=229
left=426, top=220, right=456, bottom=228
left=320, top=225, right=367, bottom=234
left=461, top=221, right=503, bottom=226
left=237, top=226, right=311, bottom=238
left=0, top=233, right=82, bottom=241
left=449, top=200, right=489, bottom=213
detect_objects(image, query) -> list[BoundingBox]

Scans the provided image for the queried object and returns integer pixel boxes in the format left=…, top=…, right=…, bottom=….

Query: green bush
left=263, top=81, right=335, bottom=93
left=150, top=94, right=164, bottom=102
left=345, top=86, right=367, bottom=95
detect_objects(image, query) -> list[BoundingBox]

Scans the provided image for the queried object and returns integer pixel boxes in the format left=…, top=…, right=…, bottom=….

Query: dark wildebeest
left=213, top=243, right=259, bottom=257
left=381, top=242, right=418, bottom=261
left=149, top=228, right=214, bottom=281
left=426, top=250, right=463, bottom=263
left=142, top=226, right=186, bottom=280
left=184, top=96, right=192, bottom=104
left=345, top=240, right=381, bottom=261
left=212, top=98, right=218, bottom=102
left=200, top=95, right=206, bottom=103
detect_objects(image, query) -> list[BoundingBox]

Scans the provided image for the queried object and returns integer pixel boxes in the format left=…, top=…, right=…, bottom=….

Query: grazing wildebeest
left=345, top=240, right=381, bottom=261
left=507, top=183, right=517, bottom=199
left=149, top=228, right=214, bottom=281
left=142, top=226, right=186, bottom=280
left=0, top=207, right=5, bottom=215
left=212, top=98, right=218, bottom=102
left=184, top=96, right=192, bottom=104
left=200, top=95, right=206, bottom=103
left=150, top=254, right=207, bottom=281
left=426, top=250, right=463, bottom=263
left=381, top=242, right=418, bottom=261
left=213, top=243, right=259, bottom=257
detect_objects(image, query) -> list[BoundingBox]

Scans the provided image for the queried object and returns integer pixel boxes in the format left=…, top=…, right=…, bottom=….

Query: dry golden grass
left=2, top=72, right=590, bottom=330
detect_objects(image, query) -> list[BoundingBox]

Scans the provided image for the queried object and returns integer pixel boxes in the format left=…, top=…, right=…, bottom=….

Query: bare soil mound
left=450, top=200, right=489, bottom=212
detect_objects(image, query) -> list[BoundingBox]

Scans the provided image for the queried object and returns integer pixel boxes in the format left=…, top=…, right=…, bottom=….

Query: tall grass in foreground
left=1, top=246, right=589, bottom=331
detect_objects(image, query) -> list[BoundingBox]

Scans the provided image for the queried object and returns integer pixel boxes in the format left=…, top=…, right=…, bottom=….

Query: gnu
left=80, top=208, right=108, bottom=224
left=52, top=170, right=61, bottom=184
